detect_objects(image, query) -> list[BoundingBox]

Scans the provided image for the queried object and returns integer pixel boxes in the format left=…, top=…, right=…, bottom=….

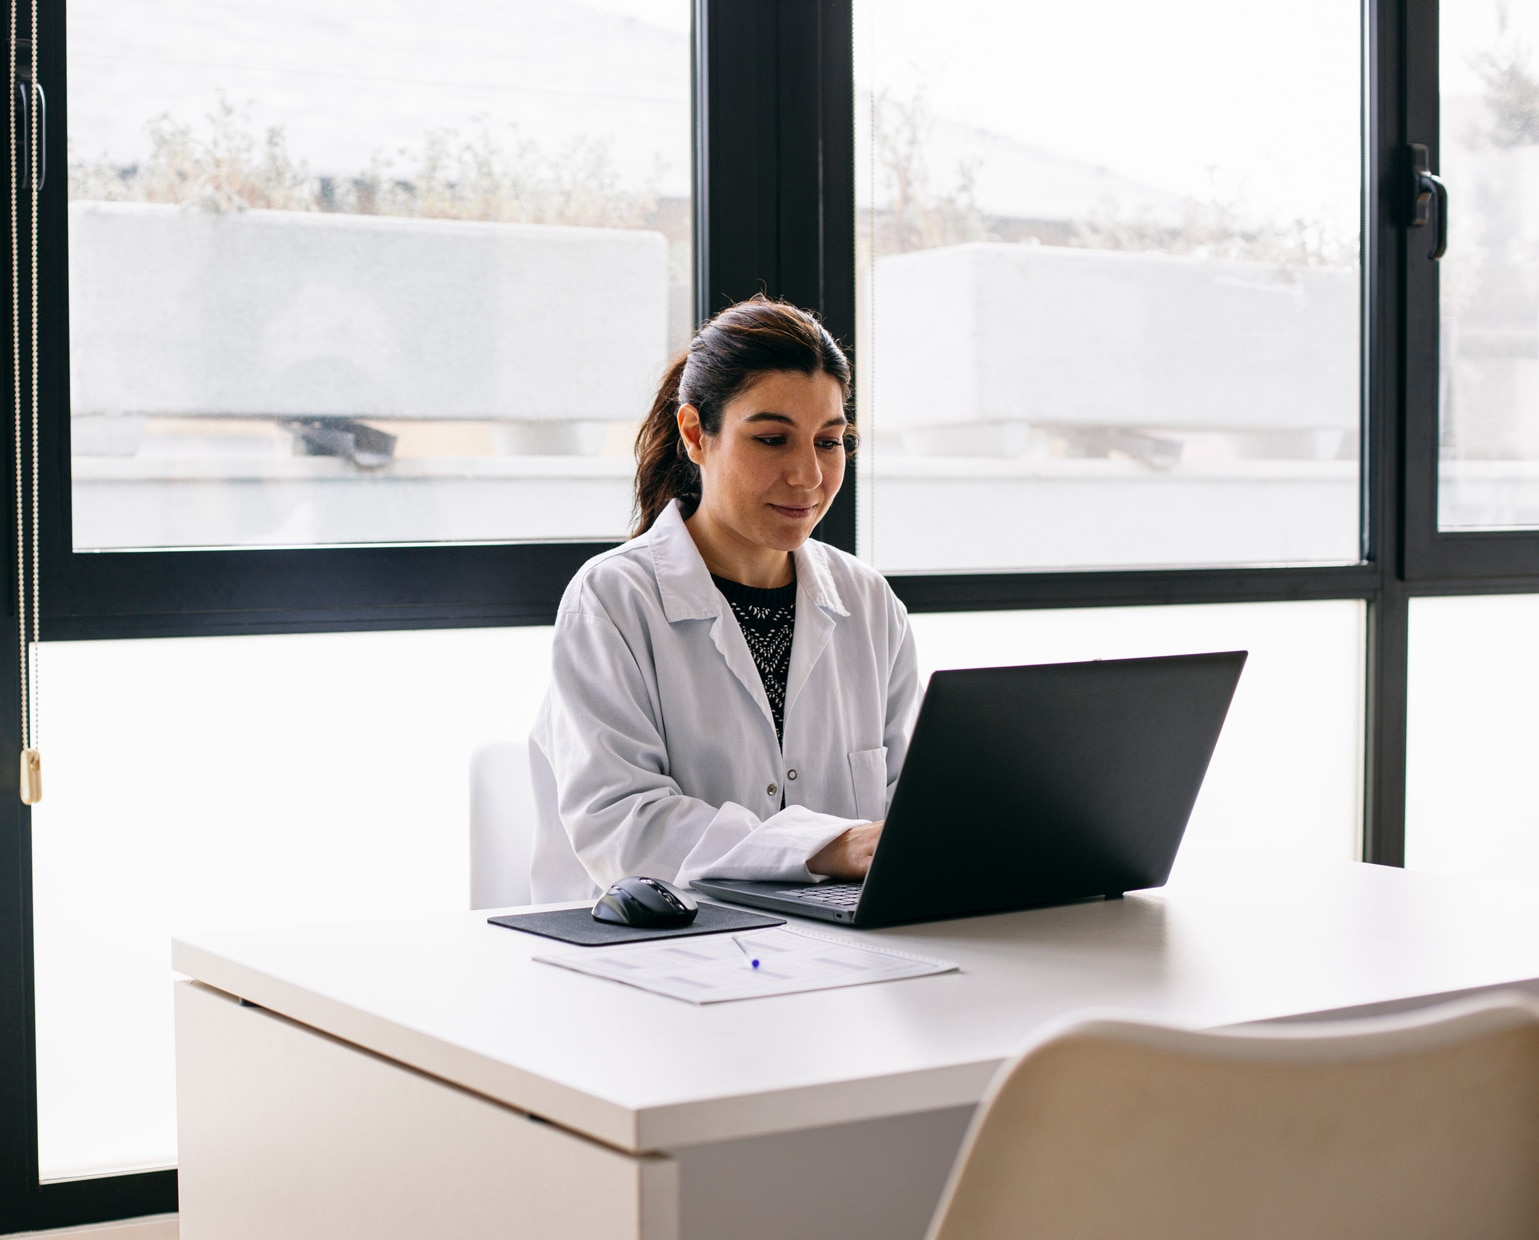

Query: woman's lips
left=769, top=503, right=818, bottom=519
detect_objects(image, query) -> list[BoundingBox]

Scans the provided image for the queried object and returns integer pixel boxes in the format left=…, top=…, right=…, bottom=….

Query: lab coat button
left=767, top=782, right=778, bottom=796
left=787, top=769, right=798, bottom=780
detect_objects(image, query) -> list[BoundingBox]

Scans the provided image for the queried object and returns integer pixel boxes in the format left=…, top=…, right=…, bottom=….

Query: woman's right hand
left=808, top=821, right=883, bottom=881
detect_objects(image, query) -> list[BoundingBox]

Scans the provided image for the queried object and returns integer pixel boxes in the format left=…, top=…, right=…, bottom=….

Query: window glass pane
left=66, top=0, right=691, bottom=551
left=910, top=601, right=1364, bottom=862
left=30, top=627, right=553, bottom=1181
left=1406, top=595, right=1539, bottom=875
left=30, top=603, right=1360, bottom=1187
left=853, top=0, right=1363, bottom=572
left=30, top=599, right=1363, bottom=1181
left=1439, top=2, right=1539, bottom=529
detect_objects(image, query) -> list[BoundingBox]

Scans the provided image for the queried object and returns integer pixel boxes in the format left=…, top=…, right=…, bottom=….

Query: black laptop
left=690, top=651, right=1246, bottom=928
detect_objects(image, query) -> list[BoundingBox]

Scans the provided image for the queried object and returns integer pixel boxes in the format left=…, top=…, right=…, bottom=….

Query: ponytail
left=632, top=351, right=696, bottom=537
left=629, top=296, right=852, bottom=538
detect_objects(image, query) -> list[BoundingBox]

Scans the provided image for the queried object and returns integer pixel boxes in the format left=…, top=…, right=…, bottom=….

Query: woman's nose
left=785, top=442, right=822, bottom=490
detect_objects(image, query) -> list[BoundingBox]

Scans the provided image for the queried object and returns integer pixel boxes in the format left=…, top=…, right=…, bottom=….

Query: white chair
left=468, top=739, right=536, bottom=910
left=925, top=994, right=1539, bottom=1240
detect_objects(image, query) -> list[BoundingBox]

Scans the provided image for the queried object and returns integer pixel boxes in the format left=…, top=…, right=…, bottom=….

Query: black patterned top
left=713, top=573, right=797, bottom=747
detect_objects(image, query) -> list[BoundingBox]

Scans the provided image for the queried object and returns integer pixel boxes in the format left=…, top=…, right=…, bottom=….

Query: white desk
left=171, top=852, right=1539, bottom=1240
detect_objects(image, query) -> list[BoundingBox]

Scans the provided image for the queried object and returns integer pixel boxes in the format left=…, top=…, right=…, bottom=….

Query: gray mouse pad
left=487, top=902, right=784, bottom=946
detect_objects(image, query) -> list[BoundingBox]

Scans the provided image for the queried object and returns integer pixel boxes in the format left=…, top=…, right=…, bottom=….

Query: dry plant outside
left=867, top=85, right=1358, bottom=272
left=68, top=93, right=672, bottom=235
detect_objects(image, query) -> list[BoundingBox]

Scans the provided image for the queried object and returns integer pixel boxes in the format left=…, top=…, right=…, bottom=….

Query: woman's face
left=679, top=369, right=849, bottom=567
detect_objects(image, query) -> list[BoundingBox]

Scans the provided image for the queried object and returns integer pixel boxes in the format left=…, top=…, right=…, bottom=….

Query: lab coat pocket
left=847, top=747, right=889, bottom=822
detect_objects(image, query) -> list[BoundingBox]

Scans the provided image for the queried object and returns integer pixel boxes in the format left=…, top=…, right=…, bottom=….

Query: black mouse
left=592, top=876, right=699, bottom=928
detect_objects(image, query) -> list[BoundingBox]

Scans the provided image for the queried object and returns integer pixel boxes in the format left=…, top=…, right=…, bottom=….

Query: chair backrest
left=469, top=739, right=536, bottom=910
left=926, top=994, right=1539, bottom=1240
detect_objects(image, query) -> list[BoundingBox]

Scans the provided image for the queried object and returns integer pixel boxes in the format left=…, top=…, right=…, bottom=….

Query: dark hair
left=632, top=295, right=854, bottom=536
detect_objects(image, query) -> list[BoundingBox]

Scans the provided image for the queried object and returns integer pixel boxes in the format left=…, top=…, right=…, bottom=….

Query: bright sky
left=66, top=0, right=695, bottom=194
left=856, top=0, right=1363, bottom=231
left=1443, top=0, right=1539, bottom=92
left=65, top=0, right=1524, bottom=233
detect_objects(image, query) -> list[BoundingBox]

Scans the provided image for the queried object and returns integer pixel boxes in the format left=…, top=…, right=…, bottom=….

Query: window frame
left=37, top=0, right=857, bottom=644
left=2, top=0, right=855, bottom=1227
left=5, top=0, right=1536, bottom=1231
left=1398, top=0, right=1539, bottom=581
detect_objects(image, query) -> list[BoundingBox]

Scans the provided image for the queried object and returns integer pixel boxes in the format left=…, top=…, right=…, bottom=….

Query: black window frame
left=1399, top=0, right=1539, bottom=581
left=4, top=0, right=1533, bottom=1231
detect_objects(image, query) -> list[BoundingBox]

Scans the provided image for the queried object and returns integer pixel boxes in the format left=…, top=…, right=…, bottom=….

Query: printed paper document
left=534, top=925, right=958, bottom=1003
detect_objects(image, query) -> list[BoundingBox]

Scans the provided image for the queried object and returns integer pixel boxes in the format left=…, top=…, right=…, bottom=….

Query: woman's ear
left=677, top=404, right=707, bottom=465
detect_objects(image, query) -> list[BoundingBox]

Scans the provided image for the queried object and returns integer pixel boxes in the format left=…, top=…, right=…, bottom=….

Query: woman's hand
left=808, top=821, right=883, bottom=881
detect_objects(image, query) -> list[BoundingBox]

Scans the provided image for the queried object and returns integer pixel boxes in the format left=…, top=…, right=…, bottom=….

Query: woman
left=529, top=297, right=918, bottom=902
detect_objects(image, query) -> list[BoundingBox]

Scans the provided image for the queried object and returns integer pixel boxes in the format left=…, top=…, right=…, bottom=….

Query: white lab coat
left=529, top=499, right=920, bottom=902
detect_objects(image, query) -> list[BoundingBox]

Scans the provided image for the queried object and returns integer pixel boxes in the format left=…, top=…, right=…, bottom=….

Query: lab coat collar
left=649, top=499, right=851, bottom=738
left=648, top=499, right=849, bottom=623
left=792, top=534, right=850, bottom=620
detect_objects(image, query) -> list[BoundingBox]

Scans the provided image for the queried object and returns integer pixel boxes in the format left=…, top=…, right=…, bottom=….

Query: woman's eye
left=754, top=435, right=788, bottom=447
left=816, top=438, right=843, bottom=451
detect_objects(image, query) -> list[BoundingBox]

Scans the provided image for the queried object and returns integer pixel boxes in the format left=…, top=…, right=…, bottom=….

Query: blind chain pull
left=9, top=0, right=40, bottom=805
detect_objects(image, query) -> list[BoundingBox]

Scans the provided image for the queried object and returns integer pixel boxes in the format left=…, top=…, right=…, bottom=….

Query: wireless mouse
left=592, top=875, right=699, bottom=928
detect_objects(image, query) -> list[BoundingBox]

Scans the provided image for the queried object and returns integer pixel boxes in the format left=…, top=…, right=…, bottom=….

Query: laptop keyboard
left=777, top=882, right=863, bottom=908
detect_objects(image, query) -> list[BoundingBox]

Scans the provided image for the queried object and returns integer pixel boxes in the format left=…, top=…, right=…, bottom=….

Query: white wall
left=911, top=600, right=1364, bottom=863
left=1406, top=594, right=1539, bottom=878
left=20, top=594, right=1538, bottom=1240
left=29, top=626, right=553, bottom=1180
left=28, top=602, right=1363, bottom=1181
left=874, top=244, right=1358, bottom=434
left=69, top=204, right=670, bottom=426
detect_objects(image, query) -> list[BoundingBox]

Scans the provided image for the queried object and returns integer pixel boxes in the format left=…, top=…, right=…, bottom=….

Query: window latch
left=12, top=37, right=45, bottom=193
left=1408, top=143, right=1447, bottom=261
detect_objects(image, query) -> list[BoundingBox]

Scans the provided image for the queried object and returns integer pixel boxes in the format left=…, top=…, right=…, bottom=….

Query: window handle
left=13, top=78, right=43, bottom=192
left=1409, top=142, right=1447, bottom=260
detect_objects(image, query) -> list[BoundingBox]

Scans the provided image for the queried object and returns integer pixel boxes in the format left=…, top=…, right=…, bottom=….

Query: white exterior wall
left=67, top=202, right=670, bottom=425
left=872, top=243, right=1359, bottom=435
left=1437, top=137, right=1539, bottom=465
left=63, top=213, right=1539, bottom=557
